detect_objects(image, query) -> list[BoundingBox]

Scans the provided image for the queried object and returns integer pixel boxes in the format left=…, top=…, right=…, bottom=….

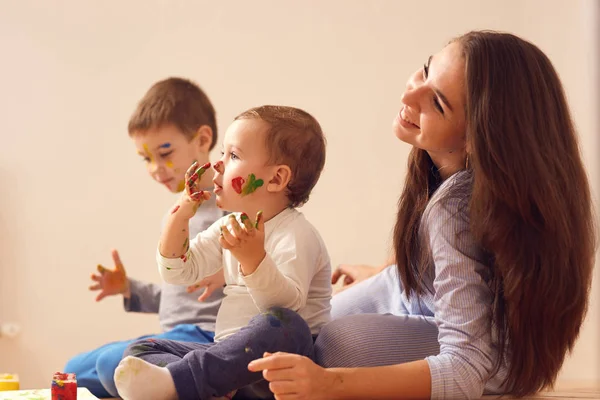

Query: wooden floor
left=101, top=382, right=600, bottom=399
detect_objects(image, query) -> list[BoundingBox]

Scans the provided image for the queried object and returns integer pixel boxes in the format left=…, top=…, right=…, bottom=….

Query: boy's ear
left=266, top=165, right=292, bottom=193
left=195, top=125, right=213, bottom=152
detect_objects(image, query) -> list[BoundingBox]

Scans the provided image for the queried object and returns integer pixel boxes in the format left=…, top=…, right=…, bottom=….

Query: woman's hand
left=331, top=263, right=380, bottom=293
left=248, top=352, right=341, bottom=400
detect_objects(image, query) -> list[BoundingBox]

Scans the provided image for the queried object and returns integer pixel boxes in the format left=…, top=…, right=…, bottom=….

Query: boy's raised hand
left=89, top=249, right=130, bottom=302
left=219, top=211, right=266, bottom=275
left=173, top=161, right=212, bottom=220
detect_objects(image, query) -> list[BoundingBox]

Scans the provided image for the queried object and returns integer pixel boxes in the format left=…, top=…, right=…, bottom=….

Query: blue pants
left=64, top=324, right=214, bottom=398
left=124, top=308, right=314, bottom=400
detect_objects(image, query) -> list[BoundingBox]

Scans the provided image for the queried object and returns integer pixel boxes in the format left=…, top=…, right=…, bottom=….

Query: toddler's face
left=132, top=124, right=204, bottom=193
left=213, top=119, right=273, bottom=211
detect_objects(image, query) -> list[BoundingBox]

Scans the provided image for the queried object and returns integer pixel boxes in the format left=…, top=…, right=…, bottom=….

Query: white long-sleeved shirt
left=158, top=207, right=332, bottom=341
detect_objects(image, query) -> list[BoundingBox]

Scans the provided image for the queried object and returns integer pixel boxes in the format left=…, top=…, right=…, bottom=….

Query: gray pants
left=316, top=265, right=440, bottom=367
left=123, top=307, right=314, bottom=400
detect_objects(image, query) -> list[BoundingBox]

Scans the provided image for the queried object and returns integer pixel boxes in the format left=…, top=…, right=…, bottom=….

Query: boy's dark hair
left=235, top=105, right=326, bottom=208
left=128, top=77, right=217, bottom=150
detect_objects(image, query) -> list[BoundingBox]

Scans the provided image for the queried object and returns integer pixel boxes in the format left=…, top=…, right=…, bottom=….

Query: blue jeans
left=124, top=308, right=314, bottom=400
left=64, top=324, right=214, bottom=398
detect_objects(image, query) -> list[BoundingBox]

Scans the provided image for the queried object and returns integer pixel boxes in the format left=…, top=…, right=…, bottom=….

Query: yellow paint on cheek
left=166, top=160, right=174, bottom=169
left=143, top=144, right=154, bottom=164
left=177, top=180, right=185, bottom=192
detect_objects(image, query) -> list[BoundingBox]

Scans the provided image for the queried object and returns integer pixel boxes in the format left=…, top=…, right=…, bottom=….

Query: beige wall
left=0, top=0, right=597, bottom=390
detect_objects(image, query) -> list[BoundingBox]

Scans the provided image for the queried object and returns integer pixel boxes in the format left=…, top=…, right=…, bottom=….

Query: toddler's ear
left=266, top=165, right=292, bottom=193
left=195, top=125, right=214, bottom=152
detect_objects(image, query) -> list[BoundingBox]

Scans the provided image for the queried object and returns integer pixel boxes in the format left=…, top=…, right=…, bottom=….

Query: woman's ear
left=266, top=165, right=292, bottom=193
left=195, top=125, right=213, bottom=153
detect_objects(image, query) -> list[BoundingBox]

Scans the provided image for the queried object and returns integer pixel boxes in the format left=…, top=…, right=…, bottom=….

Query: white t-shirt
left=157, top=208, right=332, bottom=341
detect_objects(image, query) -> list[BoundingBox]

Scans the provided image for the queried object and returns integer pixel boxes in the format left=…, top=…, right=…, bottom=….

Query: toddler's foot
left=114, top=356, right=177, bottom=400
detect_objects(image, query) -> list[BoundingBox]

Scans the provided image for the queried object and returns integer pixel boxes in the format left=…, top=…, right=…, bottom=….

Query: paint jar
left=0, top=374, right=19, bottom=391
left=51, top=372, right=77, bottom=400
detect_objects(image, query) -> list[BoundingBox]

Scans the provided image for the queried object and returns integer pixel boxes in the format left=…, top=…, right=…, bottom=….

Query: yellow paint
left=0, top=374, right=19, bottom=391
left=143, top=144, right=154, bottom=164
left=177, top=180, right=185, bottom=192
left=166, top=160, right=174, bottom=169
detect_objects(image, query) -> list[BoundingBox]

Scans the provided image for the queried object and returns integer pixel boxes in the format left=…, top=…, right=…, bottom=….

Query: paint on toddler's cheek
left=166, top=160, right=174, bottom=169
left=232, top=173, right=264, bottom=196
left=159, top=143, right=171, bottom=149
left=232, top=176, right=245, bottom=194
left=177, top=180, right=185, bottom=192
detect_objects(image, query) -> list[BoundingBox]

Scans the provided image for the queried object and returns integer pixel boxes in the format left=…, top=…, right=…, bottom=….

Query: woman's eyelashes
left=422, top=60, right=444, bottom=115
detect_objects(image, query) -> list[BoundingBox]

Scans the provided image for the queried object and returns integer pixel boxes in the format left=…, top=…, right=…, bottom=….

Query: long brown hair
left=393, top=31, right=596, bottom=396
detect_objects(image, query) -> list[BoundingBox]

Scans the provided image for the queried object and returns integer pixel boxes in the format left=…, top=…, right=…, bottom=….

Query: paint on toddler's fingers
left=255, top=210, right=263, bottom=228
left=241, top=174, right=264, bottom=196
left=171, top=205, right=180, bottom=214
left=177, top=180, right=185, bottom=192
left=97, top=265, right=107, bottom=274
left=213, top=161, right=224, bottom=173
left=197, top=162, right=211, bottom=176
left=159, top=143, right=171, bottom=149
left=240, top=213, right=249, bottom=223
left=191, top=191, right=204, bottom=201
left=232, top=176, right=245, bottom=194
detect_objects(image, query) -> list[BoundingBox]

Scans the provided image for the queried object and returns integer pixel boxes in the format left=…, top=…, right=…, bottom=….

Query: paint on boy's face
left=142, top=144, right=154, bottom=164
left=213, top=161, right=224, bottom=174
left=177, top=180, right=185, bottom=192
left=159, top=143, right=171, bottom=149
left=231, top=174, right=264, bottom=196
left=166, top=160, right=174, bottom=169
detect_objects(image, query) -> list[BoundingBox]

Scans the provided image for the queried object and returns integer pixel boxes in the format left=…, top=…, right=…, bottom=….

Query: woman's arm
left=249, top=353, right=432, bottom=399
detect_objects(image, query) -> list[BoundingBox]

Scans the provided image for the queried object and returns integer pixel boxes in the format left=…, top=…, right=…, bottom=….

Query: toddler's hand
left=172, top=161, right=212, bottom=220
left=219, top=211, right=266, bottom=275
left=186, top=269, right=226, bottom=302
left=89, top=249, right=130, bottom=301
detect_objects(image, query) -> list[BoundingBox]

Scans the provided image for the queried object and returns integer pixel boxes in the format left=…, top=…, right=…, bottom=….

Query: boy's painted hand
left=219, top=211, right=266, bottom=275
left=89, top=249, right=130, bottom=301
left=173, top=161, right=212, bottom=220
left=186, top=269, right=226, bottom=302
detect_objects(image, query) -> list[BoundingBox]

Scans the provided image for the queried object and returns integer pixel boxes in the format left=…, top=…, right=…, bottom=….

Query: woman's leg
left=315, top=313, right=439, bottom=367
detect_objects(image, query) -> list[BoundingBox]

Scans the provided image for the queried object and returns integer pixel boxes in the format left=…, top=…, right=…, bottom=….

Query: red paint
left=213, top=161, right=224, bottom=173
left=180, top=254, right=188, bottom=262
left=51, top=372, right=77, bottom=400
left=201, top=162, right=211, bottom=170
left=171, top=205, right=180, bottom=214
left=232, top=177, right=245, bottom=194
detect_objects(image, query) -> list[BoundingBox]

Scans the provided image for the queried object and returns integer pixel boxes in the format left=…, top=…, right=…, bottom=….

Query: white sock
left=114, top=356, right=177, bottom=400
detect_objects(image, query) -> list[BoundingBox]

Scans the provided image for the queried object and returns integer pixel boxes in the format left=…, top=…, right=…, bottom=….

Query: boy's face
left=213, top=119, right=273, bottom=211
left=132, top=124, right=208, bottom=193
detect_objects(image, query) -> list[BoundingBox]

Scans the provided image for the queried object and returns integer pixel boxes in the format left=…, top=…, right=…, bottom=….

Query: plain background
left=1, top=0, right=598, bottom=390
